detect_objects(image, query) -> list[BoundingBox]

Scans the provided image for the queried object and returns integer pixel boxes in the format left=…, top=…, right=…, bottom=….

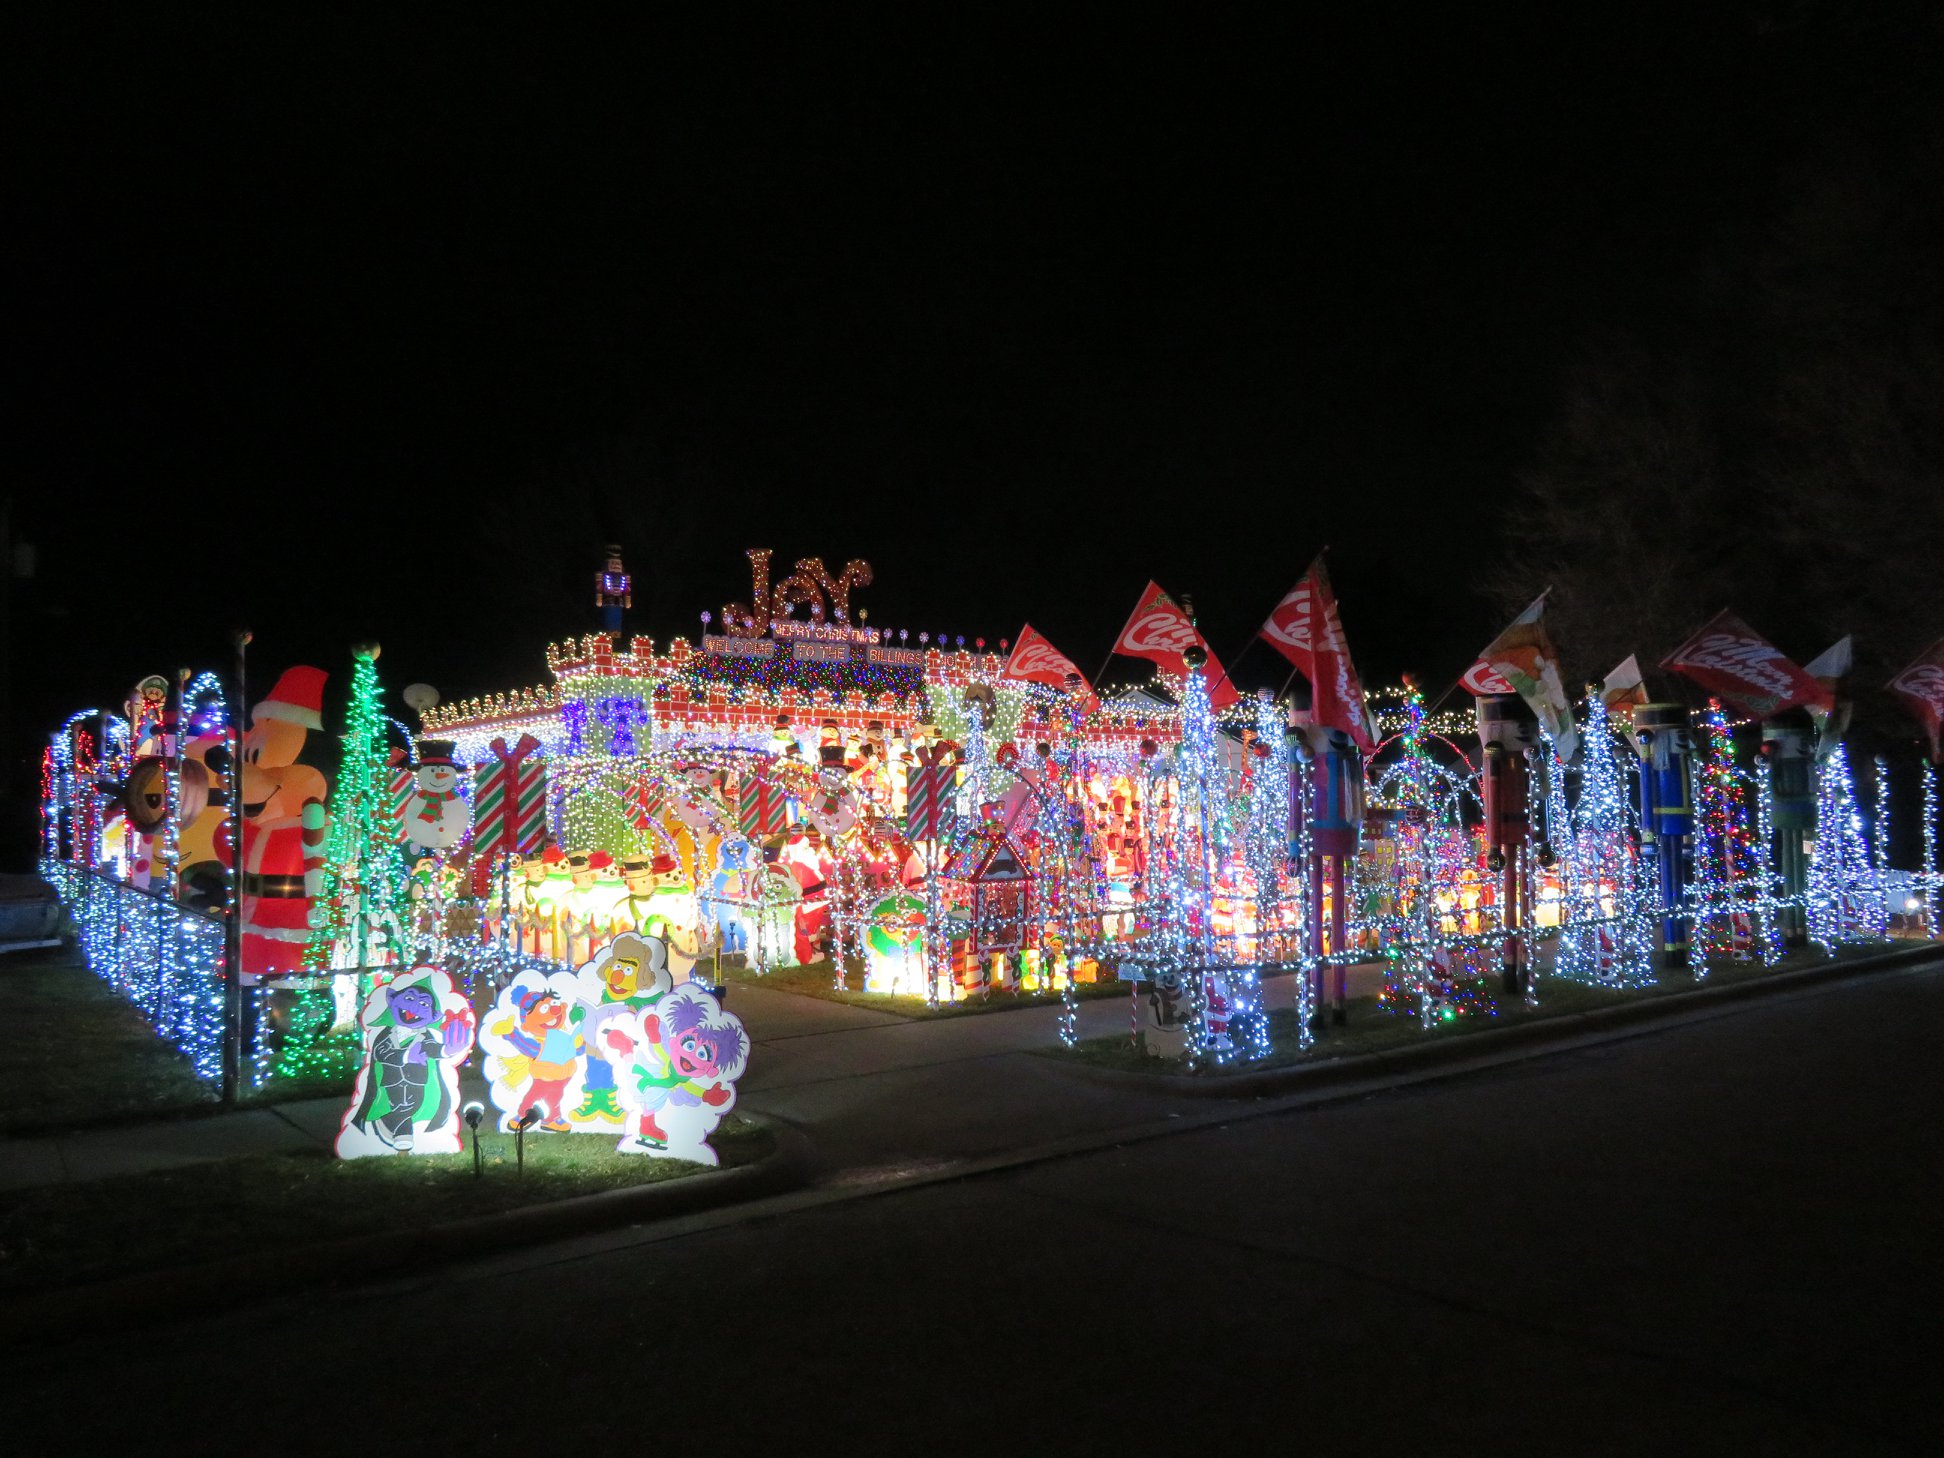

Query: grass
left=0, top=950, right=358, bottom=1134
left=1045, top=939, right=1919, bottom=1078
left=0, top=1114, right=772, bottom=1297
left=0, top=951, right=221, bottom=1134
left=720, top=955, right=1133, bottom=1019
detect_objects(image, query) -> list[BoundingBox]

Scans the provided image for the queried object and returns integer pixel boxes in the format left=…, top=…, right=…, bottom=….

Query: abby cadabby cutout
left=336, top=965, right=477, bottom=1158
left=600, top=982, right=749, bottom=1166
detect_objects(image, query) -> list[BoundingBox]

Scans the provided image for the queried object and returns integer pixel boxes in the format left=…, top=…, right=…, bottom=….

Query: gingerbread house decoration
left=944, top=809, right=1034, bottom=953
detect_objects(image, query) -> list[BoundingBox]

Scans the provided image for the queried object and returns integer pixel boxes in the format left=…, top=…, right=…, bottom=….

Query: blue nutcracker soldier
left=1635, top=703, right=1694, bottom=964
left=1761, top=713, right=1815, bottom=945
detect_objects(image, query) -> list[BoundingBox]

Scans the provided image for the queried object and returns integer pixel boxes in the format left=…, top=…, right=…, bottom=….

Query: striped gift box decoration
left=387, top=754, right=415, bottom=839
left=904, top=748, right=960, bottom=842
left=738, top=772, right=789, bottom=838
left=473, top=733, right=546, bottom=859
left=510, top=752, right=547, bottom=854
left=624, top=774, right=667, bottom=831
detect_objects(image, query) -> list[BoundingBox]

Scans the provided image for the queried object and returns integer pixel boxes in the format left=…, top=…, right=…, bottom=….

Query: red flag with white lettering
left=1888, top=638, right=1944, bottom=761
left=1004, top=625, right=1084, bottom=690
left=1259, top=559, right=1374, bottom=751
left=1661, top=610, right=1833, bottom=719
left=1113, top=581, right=1238, bottom=708
left=1460, top=659, right=1516, bottom=696
left=1003, top=624, right=1099, bottom=710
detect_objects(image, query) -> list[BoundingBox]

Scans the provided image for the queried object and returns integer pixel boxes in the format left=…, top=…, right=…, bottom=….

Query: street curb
left=1047, top=942, right=1941, bottom=1100
left=0, top=1116, right=813, bottom=1348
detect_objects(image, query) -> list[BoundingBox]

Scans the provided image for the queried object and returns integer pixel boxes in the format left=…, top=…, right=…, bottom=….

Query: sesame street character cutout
left=480, top=968, right=592, bottom=1133
left=600, top=982, right=749, bottom=1165
left=240, top=666, right=331, bottom=979
left=568, top=931, right=674, bottom=1130
left=335, top=965, right=477, bottom=1158
left=400, top=739, right=469, bottom=856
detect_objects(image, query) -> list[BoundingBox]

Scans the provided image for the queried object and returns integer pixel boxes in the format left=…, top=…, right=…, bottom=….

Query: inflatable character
left=336, top=966, right=476, bottom=1158
left=239, top=666, right=330, bottom=978
left=601, top=982, right=749, bottom=1165
left=176, top=729, right=234, bottom=911
left=480, top=968, right=591, bottom=1133
left=569, top=931, right=673, bottom=1129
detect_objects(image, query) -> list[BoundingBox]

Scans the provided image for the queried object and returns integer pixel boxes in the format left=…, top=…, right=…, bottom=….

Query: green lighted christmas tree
left=277, top=644, right=410, bottom=1080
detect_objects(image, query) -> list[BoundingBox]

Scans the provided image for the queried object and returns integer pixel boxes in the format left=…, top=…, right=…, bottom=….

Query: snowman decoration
left=401, top=739, right=470, bottom=857
left=807, top=745, right=861, bottom=839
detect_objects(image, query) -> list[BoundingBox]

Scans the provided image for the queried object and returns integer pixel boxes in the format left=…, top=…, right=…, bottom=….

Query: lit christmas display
left=1804, top=743, right=1889, bottom=950
left=1684, top=701, right=1782, bottom=968
left=1359, top=682, right=1497, bottom=1027
left=34, top=549, right=1944, bottom=1103
left=1553, top=693, right=1658, bottom=988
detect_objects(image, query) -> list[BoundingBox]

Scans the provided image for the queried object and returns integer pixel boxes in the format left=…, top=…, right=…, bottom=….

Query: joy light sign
left=721, top=549, right=874, bottom=637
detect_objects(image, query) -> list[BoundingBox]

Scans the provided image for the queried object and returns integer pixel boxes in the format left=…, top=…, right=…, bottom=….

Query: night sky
left=8, top=6, right=1937, bottom=808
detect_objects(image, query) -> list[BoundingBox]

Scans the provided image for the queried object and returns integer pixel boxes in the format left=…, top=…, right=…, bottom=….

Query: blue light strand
left=1805, top=743, right=1890, bottom=951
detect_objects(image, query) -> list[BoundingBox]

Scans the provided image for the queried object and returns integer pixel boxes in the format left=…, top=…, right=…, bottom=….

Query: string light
left=1923, top=762, right=1939, bottom=940
left=1805, top=742, right=1889, bottom=951
left=1554, top=695, right=1658, bottom=987
left=1685, top=700, right=1782, bottom=968
left=280, top=648, right=412, bottom=1082
left=1359, top=683, right=1497, bottom=1029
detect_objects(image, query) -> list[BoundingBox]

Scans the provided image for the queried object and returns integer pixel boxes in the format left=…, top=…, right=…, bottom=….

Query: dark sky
left=8, top=5, right=1937, bottom=768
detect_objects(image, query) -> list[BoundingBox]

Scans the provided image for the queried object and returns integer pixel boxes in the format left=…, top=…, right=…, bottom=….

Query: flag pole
left=1437, top=584, right=1555, bottom=716
left=1211, top=548, right=1330, bottom=704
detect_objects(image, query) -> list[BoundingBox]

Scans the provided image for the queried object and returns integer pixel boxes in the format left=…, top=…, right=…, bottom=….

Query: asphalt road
left=17, top=960, right=1941, bottom=1454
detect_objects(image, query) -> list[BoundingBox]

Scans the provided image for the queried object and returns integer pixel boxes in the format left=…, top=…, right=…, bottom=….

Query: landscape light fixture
left=463, top=1101, right=485, bottom=1178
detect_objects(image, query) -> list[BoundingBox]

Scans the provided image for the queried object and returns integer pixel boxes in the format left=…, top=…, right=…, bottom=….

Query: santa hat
left=252, top=666, right=327, bottom=731
left=416, top=740, right=457, bottom=768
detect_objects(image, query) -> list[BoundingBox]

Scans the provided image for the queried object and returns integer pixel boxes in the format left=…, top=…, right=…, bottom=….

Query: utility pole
left=222, top=629, right=252, bottom=1107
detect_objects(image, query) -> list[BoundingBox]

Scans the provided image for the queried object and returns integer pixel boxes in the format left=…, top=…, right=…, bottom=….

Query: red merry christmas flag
left=1888, top=638, right=1944, bottom=761
left=1259, top=558, right=1374, bottom=751
left=1661, top=610, right=1833, bottom=719
left=1113, top=581, right=1238, bottom=708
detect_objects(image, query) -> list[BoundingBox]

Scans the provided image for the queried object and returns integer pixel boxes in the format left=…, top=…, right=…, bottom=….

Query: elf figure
left=336, top=966, right=476, bottom=1158
left=603, top=982, right=750, bottom=1165
left=401, top=739, right=469, bottom=856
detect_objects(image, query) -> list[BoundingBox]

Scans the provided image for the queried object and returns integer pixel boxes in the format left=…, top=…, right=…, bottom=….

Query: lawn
left=1047, top=940, right=1913, bottom=1078
left=0, top=951, right=222, bottom=1133
left=720, top=955, right=1132, bottom=1019
left=0, top=1114, right=773, bottom=1297
left=0, top=951, right=357, bottom=1133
